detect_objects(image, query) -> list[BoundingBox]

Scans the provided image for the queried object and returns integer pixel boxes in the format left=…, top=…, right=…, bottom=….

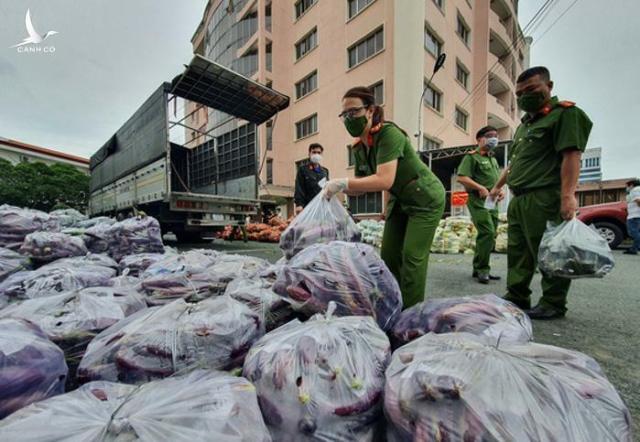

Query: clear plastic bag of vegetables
left=384, top=332, right=633, bottom=442
left=141, top=249, right=217, bottom=277
left=538, top=218, right=615, bottom=278
left=0, top=369, right=271, bottom=442
left=84, top=216, right=164, bottom=261
left=243, top=303, right=390, bottom=442
left=78, top=296, right=264, bottom=384
left=49, top=208, right=87, bottom=228
left=0, top=318, right=68, bottom=419
left=273, top=241, right=402, bottom=331
left=19, top=231, right=88, bottom=262
left=0, top=247, right=31, bottom=283
left=118, top=253, right=167, bottom=277
left=0, top=205, right=60, bottom=250
left=280, top=193, right=361, bottom=260
left=224, top=278, right=295, bottom=331
left=390, top=294, right=532, bottom=347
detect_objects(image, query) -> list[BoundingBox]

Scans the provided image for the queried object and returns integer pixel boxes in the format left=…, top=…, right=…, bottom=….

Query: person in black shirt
left=294, top=143, right=330, bottom=214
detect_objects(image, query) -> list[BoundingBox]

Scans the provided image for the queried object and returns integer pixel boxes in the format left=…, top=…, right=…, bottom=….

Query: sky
left=0, top=0, right=638, bottom=179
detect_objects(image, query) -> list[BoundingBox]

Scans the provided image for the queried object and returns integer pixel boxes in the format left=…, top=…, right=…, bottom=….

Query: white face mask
left=310, top=153, right=322, bottom=164
left=485, top=137, right=499, bottom=149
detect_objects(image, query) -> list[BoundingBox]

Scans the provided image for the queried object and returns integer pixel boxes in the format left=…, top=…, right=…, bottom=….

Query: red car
left=577, top=201, right=628, bottom=249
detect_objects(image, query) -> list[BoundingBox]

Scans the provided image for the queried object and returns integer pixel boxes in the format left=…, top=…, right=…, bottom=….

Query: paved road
left=176, top=239, right=639, bottom=430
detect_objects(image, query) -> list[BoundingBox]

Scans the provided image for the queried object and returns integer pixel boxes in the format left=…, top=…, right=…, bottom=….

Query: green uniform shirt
left=457, top=151, right=501, bottom=190
left=352, top=123, right=443, bottom=210
left=507, top=96, right=592, bottom=191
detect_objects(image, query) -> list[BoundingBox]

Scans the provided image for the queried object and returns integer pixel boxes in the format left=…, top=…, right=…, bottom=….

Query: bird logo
left=11, top=9, right=58, bottom=48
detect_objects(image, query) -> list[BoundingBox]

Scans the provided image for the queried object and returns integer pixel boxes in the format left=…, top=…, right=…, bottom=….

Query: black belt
left=510, top=185, right=556, bottom=197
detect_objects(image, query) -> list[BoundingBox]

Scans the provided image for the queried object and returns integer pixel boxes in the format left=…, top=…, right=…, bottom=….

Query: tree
left=0, top=159, right=89, bottom=212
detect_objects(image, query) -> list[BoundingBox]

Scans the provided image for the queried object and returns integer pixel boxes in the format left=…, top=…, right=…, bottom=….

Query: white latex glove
left=323, top=178, right=349, bottom=199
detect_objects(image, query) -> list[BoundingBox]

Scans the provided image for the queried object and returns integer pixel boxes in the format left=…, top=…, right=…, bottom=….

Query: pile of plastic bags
left=118, top=253, right=166, bottom=277
left=0, top=318, right=67, bottom=419
left=78, top=296, right=264, bottom=384
left=280, top=194, right=361, bottom=260
left=224, top=278, right=295, bottom=331
left=243, top=304, right=390, bottom=441
left=0, top=205, right=59, bottom=250
left=0, top=247, right=31, bottom=283
left=19, top=232, right=88, bottom=262
left=0, top=370, right=271, bottom=442
left=356, top=219, right=384, bottom=248
left=385, top=333, right=632, bottom=441
left=49, top=209, right=88, bottom=228
left=84, top=216, right=164, bottom=261
left=274, top=241, right=402, bottom=331
left=538, top=218, right=615, bottom=278
left=390, top=294, right=532, bottom=347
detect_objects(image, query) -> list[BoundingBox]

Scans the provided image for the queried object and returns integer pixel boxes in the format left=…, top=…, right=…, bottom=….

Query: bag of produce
left=19, top=231, right=88, bottom=262
left=224, top=278, right=295, bottom=331
left=118, top=253, right=166, bottom=277
left=76, top=216, right=116, bottom=229
left=49, top=208, right=87, bottom=228
left=0, top=205, right=59, bottom=250
left=78, top=296, right=263, bottom=384
left=0, top=369, right=271, bottom=442
left=280, top=194, right=361, bottom=260
left=538, top=218, right=615, bottom=278
left=390, top=294, right=532, bottom=347
left=495, top=223, right=508, bottom=253
left=243, top=303, right=390, bottom=441
left=273, top=241, right=402, bottom=331
left=384, top=333, right=632, bottom=442
left=84, top=216, right=164, bottom=261
left=139, top=270, right=227, bottom=306
left=0, top=318, right=67, bottom=419
left=56, top=253, right=119, bottom=270
left=141, top=249, right=217, bottom=277
left=357, top=220, right=384, bottom=248
left=0, top=247, right=31, bottom=283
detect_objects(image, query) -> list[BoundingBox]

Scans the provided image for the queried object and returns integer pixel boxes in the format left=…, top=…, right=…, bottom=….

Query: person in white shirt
left=624, top=178, right=640, bottom=255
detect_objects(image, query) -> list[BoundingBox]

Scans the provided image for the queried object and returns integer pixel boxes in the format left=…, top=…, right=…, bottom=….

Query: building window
left=455, top=107, right=468, bottom=130
left=370, top=80, right=384, bottom=105
left=423, top=136, right=442, bottom=151
left=424, top=26, right=443, bottom=57
left=348, top=27, right=384, bottom=68
left=347, top=145, right=356, bottom=166
left=266, top=120, right=273, bottom=151
left=433, top=0, right=444, bottom=9
left=295, top=28, right=318, bottom=60
left=424, top=84, right=442, bottom=112
left=348, top=0, right=375, bottom=19
left=266, top=159, right=273, bottom=184
left=457, top=14, right=470, bottom=45
left=295, top=70, right=318, bottom=100
left=349, top=192, right=383, bottom=214
left=456, top=61, right=469, bottom=89
left=266, top=42, right=272, bottom=72
left=295, top=0, right=317, bottom=19
left=296, top=114, right=318, bottom=140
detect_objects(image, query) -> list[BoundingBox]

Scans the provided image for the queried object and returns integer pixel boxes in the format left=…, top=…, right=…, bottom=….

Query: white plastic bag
left=279, top=193, right=361, bottom=260
left=538, top=218, right=615, bottom=278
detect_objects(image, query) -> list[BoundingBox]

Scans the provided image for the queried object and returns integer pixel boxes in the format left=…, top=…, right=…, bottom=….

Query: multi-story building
left=0, top=137, right=89, bottom=173
left=579, top=147, right=602, bottom=183
left=191, top=0, right=528, bottom=217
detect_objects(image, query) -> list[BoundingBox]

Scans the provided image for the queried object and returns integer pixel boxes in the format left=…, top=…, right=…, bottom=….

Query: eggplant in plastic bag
left=0, top=205, right=60, bottom=250
left=274, top=241, right=402, bottom=331
left=224, top=278, right=295, bottom=331
left=538, top=218, right=615, bottom=279
left=0, top=369, right=271, bottom=442
left=84, top=216, right=164, bottom=261
left=0, top=247, right=31, bottom=283
left=280, top=193, right=361, bottom=260
left=243, top=303, right=390, bottom=442
left=0, top=318, right=68, bottom=419
left=78, top=296, right=263, bottom=384
left=391, top=294, right=532, bottom=347
left=384, top=333, right=633, bottom=442
left=19, top=231, right=88, bottom=262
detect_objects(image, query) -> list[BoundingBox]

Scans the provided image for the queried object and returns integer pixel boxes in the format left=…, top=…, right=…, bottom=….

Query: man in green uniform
left=458, top=126, right=504, bottom=284
left=489, top=66, right=592, bottom=319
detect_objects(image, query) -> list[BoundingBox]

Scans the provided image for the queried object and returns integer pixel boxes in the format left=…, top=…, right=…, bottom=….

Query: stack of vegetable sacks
left=0, top=205, right=59, bottom=250
left=274, top=241, right=402, bottom=331
left=224, top=278, right=295, bottom=331
left=390, top=294, right=532, bottom=347
left=384, top=333, right=633, bottom=442
left=118, top=252, right=166, bottom=277
left=49, top=208, right=87, bottom=228
left=243, top=304, right=390, bottom=441
left=280, top=194, right=360, bottom=260
left=19, top=232, right=88, bottom=262
left=356, top=219, right=384, bottom=248
left=84, top=216, right=164, bottom=261
left=246, top=217, right=290, bottom=243
left=430, top=224, right=462, bottom=254
left=77, top=296, right=263, bottom=384
left=0, top=318, right=68, bottom=419
left=0, top=370, right=271, bottom=442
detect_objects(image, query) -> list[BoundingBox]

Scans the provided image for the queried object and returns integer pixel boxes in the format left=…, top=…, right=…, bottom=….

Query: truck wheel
left=592, top=221, right=624, bottom=249
left=174, top=230, right=202, bottom=243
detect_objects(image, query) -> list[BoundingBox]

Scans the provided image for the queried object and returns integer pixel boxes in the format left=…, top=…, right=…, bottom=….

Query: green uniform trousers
left=381, top=196, right=445, bottom=309
left=467, top=196, right=499, bottom=276
left=506, top=188, right=570, bottom=312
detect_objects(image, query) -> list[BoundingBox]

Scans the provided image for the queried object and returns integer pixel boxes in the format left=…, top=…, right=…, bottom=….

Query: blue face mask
left=485, top=137, right=499, bottom=149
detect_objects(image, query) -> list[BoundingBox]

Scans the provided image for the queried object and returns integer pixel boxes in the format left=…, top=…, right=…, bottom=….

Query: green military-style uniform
left=505, top=96, right=592, bottom=312
left=458, top=150, right=501, bottom=277
left=352, top=122, right=445, bottom=308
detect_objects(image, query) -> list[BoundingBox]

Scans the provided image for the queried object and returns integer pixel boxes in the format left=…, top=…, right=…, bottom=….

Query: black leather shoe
left=477, top=274, right=490, bottom=284
left=502, top=295, right=530, bottom=310
left=472, top=271, right=501, bottom=280
left=526, top=304, right=565, bottom=320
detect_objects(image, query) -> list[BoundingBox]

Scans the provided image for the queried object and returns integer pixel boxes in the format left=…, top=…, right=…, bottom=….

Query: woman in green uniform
left=324, top=86, right=445, bottom=308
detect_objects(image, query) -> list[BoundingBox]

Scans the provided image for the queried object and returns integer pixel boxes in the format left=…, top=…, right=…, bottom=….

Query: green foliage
left=0, top=159, right=89, bottom=212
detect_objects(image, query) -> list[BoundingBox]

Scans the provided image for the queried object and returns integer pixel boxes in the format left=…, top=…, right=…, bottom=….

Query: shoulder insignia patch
left=558, top=100, right=576, bottom=108
left=467, top=150, right=477, bottom=155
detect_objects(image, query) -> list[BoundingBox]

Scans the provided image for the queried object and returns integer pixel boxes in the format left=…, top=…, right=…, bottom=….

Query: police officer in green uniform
left=458, top=126, right=505, bottom=284
left=324, top=86, right=445, bottom=308
left=489, top=66, right=592, bottom=319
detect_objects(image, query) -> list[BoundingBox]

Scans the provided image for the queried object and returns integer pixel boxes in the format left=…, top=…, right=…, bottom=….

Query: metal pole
left=503, top=142, right=510, bottom=210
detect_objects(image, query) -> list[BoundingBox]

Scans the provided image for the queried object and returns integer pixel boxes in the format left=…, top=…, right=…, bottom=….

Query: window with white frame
left=456, top=61, right=469, bottom=89
left=296, top=114, right=318, bottom=140
left=424, top=26, right=443, bottom=57
left=424, top=84, right=442, bottom=112
left=295, top=70, right=318, bottom=99
left=348, top=27, right=384, bottom=68
left=457, top=14, right=470, bottom=45
left=423, top=136, right=442, bottom=151
left=349, top=192, right=383, bottom=214
left=370, top=81, right=384, bottom=105
left=455, top=107, right=468, bottom=130
left=295, top=0, right=317, bottom=19
left=295, top=28, right=318, bottom=60
left=348, top=0, right=375, bottom=19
